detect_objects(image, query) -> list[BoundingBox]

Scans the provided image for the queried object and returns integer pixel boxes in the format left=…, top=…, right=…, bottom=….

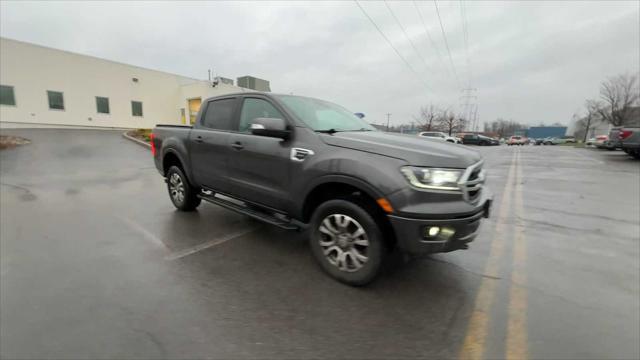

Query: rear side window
left=202, top=98, right=236, bottom=130
left=239, top=98, right=284, bottom=133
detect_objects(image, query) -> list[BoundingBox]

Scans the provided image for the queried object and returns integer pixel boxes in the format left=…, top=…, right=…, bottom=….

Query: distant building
left=525, top=126, right=567, bottom=139
left=0, top=37, right=270, bottom=129
left=214, top=76, right=234, bottom=86
left=237, top=76, right=271, bottom=92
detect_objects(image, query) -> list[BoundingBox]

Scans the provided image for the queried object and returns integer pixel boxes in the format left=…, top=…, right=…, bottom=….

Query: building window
left=131, top=101, right=143, bottom=117
left=0, top=85, right=16, bottom=106
left=96, top=97, right=110, bottom=114
left=47, top=91, right=65, bottom=110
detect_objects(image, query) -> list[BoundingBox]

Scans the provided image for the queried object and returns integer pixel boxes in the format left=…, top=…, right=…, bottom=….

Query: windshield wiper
left=315, top=129, right=339, bottom=134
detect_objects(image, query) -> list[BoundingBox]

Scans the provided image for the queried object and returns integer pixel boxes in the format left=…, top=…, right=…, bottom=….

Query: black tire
left=480, top=141, right=488, bottom=146
left=309, top=199, right=385, bottom=286
left=166, top=166, right=201, bottom=211
left=631, top=150, right=640, bottom=160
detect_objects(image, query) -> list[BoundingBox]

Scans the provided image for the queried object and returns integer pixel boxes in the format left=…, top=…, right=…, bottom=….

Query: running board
left=198, top=193, right=299, bottom=230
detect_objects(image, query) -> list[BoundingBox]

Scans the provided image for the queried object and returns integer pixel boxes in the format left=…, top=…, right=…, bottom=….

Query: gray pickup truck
left=619, top=127, right=640, bottom=159
left=152, top=93, right=492, bottom=285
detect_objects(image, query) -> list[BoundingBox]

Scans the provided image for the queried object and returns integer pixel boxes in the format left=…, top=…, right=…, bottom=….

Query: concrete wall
left=0, top=38, right=248, bottom=129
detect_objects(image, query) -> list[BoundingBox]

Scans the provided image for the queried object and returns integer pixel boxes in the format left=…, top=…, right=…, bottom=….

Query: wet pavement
left=1, top=129, right=638, bottom=359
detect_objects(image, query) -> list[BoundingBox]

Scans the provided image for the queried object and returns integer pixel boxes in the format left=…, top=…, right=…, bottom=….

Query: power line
left=413, top=0, right=451, bottom=80
left=354, top=0, right=431, bottom=91
left=383, top=1, right=432, bottom=74
left=433, top=0, right=461, bottom=88
left=459, top=0, right=472, bottom=88
left=459, top=1, right=478, bottom=131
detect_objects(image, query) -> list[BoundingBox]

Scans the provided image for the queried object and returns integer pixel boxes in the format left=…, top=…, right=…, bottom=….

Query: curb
left=122, top=131, right=151, bottom=148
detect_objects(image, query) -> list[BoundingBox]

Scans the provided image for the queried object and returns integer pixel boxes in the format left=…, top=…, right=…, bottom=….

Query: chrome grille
left=458, top=161, right=485, bottom=203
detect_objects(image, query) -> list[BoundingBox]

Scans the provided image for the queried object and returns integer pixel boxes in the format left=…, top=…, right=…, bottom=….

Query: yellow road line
left=459, top=150, right=518, bottom=360
left=506, top=148, right=529, bottom=360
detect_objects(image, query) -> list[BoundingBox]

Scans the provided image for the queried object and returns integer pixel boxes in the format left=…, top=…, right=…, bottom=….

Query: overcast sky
left=1, top=0, right=638, bottom=127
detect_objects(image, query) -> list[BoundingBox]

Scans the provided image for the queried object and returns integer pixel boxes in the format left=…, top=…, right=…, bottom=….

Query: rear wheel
left=166, top=166, right=201, bottom=211
left=631, top=150, right=640, bottom=160
left=309, top=199, right=385, bottom=286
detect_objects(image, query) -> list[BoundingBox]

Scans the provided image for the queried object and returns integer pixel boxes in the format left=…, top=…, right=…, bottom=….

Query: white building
left=0, top=37, right=260, bottom=129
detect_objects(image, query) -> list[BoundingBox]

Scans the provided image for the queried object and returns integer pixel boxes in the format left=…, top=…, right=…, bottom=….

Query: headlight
left=400, top=166, right=463, bottom=191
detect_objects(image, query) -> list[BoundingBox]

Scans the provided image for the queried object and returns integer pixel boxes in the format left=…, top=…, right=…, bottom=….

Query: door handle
left=194, top=135, right=204, bottom=143
left=231, top=142, right=244, bottom=150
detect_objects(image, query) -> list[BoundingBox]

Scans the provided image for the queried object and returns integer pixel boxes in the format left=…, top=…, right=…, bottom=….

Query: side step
left=198, top=193, right=299, bottom=230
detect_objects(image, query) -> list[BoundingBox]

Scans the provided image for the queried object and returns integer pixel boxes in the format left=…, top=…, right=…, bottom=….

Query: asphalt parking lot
left=1, top=129, right=639, bottom=359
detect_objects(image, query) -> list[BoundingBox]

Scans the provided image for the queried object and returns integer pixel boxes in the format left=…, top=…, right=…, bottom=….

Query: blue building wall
left=526, top=126, right=567, bottom=139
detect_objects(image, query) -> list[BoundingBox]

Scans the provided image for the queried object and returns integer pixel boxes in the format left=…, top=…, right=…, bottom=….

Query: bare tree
left=437, top=110, right=466, bottom=135
left=594, top=73, right=639, bottom=126
left=415, top=104, right=440, bottom=131
left=485, top=118, right=527, bottom=138
left=573, top=100, right=601, bottom=141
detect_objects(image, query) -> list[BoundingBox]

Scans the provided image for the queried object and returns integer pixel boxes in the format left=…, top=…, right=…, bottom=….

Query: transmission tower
left=460, top=88, right=477, bottom=132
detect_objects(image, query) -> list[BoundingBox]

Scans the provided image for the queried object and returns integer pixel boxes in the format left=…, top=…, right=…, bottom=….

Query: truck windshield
left=275, top=95, right=376, bottom=132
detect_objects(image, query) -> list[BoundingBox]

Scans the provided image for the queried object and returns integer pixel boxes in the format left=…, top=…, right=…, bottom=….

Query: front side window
left=131, top=101, right=143, bottom=117
left=275, top=95, right=375, bottom=132
left=0, top=85, right=16, bottom=106
left=202, top=98, right=236, bottom=130
left=96, top=97, right=110, bottom=114
left=47, top=91, right=64, bottom=110
left=239, top=98, right=285, bottom=133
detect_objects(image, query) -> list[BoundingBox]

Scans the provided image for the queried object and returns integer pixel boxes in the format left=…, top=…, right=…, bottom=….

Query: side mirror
left=250, top=118, right=290, bottom=139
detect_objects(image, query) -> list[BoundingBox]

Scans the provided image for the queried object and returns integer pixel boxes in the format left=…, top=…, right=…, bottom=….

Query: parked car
left=418, top=131, right=461, bottom=144
left=460, top=134, right=499, bottom=146
left=619, top=127, right=640, bottom=159
left=603, top=127, right=623, bottom=150
left=562, top=136, right=576, bottom=143
left=507, top=136, right=526, bottom=146
left=151, top=93, right=492, bottom=285
left=543, top=137, right=563, bottom=145
left=534, top=138, right=545, bottom=145
left=586, top=135, right=609, bottom=148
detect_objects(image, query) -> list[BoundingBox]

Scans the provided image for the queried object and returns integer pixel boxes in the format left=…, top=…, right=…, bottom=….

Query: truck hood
left=320, top=131, right=481, bottom=168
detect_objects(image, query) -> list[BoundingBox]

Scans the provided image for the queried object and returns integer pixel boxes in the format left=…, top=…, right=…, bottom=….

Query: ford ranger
left=151, top=93, right=492, bottom=285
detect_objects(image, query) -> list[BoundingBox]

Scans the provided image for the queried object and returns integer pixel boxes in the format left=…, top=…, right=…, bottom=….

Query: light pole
left=386, top=113, right=391, bottom=132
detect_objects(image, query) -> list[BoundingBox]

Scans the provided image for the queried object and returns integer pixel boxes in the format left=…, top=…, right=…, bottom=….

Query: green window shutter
left=96, top=97, right=110, bottom=114
left=0, top=85, right=16, bottom=106
left=131, top=101, right=143, bottom=116
left=47, top=91, right=64, bottom=110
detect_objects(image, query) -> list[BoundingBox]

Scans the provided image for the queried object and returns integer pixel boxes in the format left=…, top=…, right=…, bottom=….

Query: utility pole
left=386, top=113, right=392, bottom=132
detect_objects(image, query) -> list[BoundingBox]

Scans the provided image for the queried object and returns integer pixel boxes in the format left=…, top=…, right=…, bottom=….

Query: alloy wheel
left=318, top=214, right=369, bottom=272
left=169, top=172, right=185, bottom=204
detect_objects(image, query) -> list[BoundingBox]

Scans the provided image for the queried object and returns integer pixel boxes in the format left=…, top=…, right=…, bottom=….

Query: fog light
left=427, top=226, right=440, bottom=237
left=441, top=227, right=456, bottom=238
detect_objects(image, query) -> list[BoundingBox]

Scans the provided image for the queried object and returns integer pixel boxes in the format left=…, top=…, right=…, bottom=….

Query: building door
left=188, top=98, right=201, bottom=125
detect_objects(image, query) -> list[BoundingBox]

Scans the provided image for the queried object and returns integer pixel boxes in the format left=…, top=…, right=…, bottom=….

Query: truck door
left=227, top=96, right=292, bottom=210
left=189, top=97, right=239, bottom=193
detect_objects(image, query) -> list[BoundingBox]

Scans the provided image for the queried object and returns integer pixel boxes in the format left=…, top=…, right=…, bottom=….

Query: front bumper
left=388, top=198, right=492, bottom=254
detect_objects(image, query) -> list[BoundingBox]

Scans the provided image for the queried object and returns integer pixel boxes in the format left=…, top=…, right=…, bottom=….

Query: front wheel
left=166, top=166, right=201, bottom=211
left=309, top=199, right=385, bottom=286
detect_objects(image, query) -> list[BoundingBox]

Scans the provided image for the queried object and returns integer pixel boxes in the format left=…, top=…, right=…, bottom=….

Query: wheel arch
left=300, top=176, right=396, bottom=249
left=161, top=148, right=196, bottom=186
